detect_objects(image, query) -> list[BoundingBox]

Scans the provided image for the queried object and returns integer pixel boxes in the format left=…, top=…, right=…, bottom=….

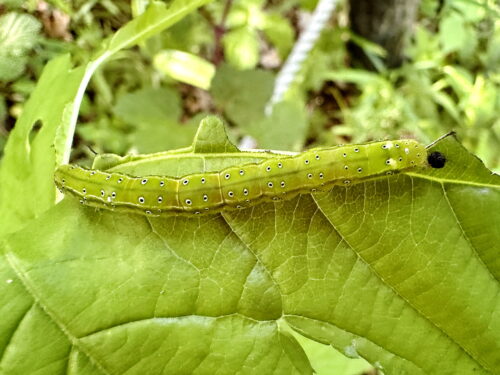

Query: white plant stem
left=266, top=0, right=339, bottom=115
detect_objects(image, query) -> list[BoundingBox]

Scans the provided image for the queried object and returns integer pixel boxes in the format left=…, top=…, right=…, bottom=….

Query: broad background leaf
left=1, top=119, right=499, bottom=374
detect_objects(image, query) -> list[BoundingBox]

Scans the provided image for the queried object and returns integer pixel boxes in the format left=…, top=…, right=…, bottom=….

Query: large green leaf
left=2, top=119, right=499, bottom=374
left=0, top=0, right=210, bottom=238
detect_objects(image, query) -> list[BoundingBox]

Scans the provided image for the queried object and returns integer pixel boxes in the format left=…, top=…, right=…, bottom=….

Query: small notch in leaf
left=428, top=151, right=446, bottom=168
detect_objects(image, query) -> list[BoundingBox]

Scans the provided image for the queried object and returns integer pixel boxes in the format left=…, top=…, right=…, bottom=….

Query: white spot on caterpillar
left=319, top=173, right=324, bottom=179
left=307, top=173, right=313, bottom=179
left=100, top=190, right=105, bottom=197
left=343, top=153, right=347, bottom=157
left=386, top=159, right=394, bottom=165
left=243, top=188, right=249, bottom=195
left=344, top=180, right=351, bottom=184
left=280, top=181, right=286, bottom=187
left=268, top=182, right=274, bottom=188
left=225, top=173, right=231, bottom=179
left=183, top=179, right=189, bottom=185
left=185, top=199, right=192, bottom=205
left=354, top=148, right=360, bottom=152
left=239, top=170, right=244, bottom=176
left=395, top=143, right=400, bottom=148
left=138, top=197, right=145, bottom=204
left=90, top=171, right=96, bottom=176
left=158, top=196, right=163, bottom=203
left=201, top=178, right=206, bottom=184
left=160, top=180, right=165, bottom=187
left=357, top=168, right=363, bottom=173
left=315, top=155, right=320, bottom=160
left=145, top=210, right=152, bottom=215
left=141, top=179, right=148, bottom=185
left=277, top=163, right=283, bottom=168
left=118, top=178, right=123, bottom=183
left=82, top=188, right=86, bottom=194
left=228, top=191, right=234, bottom=197
left=111, top=192, right=116, bottom=198
left=344, top=166, right=348, bottom=170
left=305, top=159, right=309, bottom=164
left=405, top=148, right=410, bottom=154
left=266, top=166, right=271, bottom=172
left=203, top=194, right=208, bottom=201
left=106, top=175, right=111, bottom=180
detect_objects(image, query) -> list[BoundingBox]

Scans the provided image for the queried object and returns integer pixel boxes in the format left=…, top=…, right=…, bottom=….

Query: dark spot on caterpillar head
left=428, top=151, right=446, bottom=168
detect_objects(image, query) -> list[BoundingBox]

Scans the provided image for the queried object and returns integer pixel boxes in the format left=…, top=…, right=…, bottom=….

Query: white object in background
left=266, top=0, right=339, bottom=115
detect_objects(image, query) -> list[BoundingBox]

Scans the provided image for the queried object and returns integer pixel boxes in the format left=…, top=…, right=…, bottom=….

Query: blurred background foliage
left=0, top=0, right=498, bottom=171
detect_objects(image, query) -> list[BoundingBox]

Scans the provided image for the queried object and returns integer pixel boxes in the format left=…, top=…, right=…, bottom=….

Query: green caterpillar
left=54, top=140, right=427, bottom=216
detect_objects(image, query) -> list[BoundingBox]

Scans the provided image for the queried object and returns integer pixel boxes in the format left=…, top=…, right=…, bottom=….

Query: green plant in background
left=1, top=0, right=497, bottom=170
left=0, top=12, right=41, bottom=82
left=297, top=0, right=500, bottom=171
